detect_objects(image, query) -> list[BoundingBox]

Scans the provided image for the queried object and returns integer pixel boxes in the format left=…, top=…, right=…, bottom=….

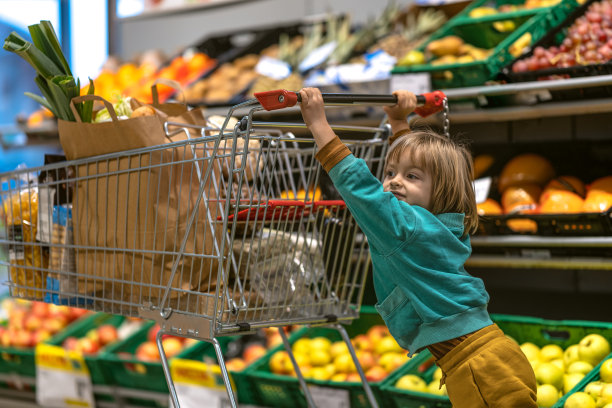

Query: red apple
left=42, top=315, right=69, bottom=334
left=1, top=329, right=13, bottom=347
left=135, top=341, right=160, bottom=362
left=147, top=324, right=161, bottom=343
left=47, top=304, right=71, bottom=320
left=24, top=314, right=43, bottom=331
left=225, top=358, right=247, bottom=372
left=31, top=329, right=52, bottom=345
left=30, top=302, right=49, bottom=317
left=365, top=365, right=388, bottom=382
left=352, top=334, right=373, bottom=352
left=68, top=307, right=90, bottom=321
left=162, top=337, right=183, bottom=358
left=243, top=344, right=267, bottom=365
left=13, top=330, right=33, bottom=348
left=77, top=337, right=100, bottom=354
left=62, top=336, right=80, bottom=351
left=97, top=324, right=119, bottom=347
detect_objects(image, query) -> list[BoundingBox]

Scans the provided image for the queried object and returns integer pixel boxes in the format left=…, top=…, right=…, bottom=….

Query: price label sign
left=390, top=73, right=431, bottom=95
left=473, top=177, right=492, bottom=204
left=308, top=385, right=350, bottom=408
left=35, top=344, right=94, bottom=408
left=170, top=358, right=234, bottom=408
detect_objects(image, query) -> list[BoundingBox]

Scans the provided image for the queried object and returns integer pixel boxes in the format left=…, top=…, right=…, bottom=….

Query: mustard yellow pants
left=436, top=324, right=537, bottom=408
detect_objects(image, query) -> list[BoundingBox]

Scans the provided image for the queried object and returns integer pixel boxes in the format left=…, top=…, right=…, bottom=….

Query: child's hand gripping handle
left=254, top=89, right=446, bottom=117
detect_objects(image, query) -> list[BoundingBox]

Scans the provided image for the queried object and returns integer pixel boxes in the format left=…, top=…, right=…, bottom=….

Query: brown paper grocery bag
left=58, top=94, right=224, bottom=316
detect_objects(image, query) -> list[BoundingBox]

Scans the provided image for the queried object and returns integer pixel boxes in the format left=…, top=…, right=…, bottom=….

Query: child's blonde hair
left=386, top=129, right=478, bottom=235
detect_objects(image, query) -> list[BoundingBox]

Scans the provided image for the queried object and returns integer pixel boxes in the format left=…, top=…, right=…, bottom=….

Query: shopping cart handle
left=254, top=89, right=446, bottom=117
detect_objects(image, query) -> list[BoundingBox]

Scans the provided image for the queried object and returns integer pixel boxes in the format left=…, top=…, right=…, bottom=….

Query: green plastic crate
left=380, top=350, right=450, bottom=408
left=452, top=0, right=578, bottom=27
left=45, top=312, right=125, bottom=385
left=553, top=351, right=612, bottom=408
left=244, top=306, right=401, bottom=408
left=99, top=320, right=169, bottom=393
left=391, top=0, right=578, bottom=89
left=380, top=314, right=612, bottom=408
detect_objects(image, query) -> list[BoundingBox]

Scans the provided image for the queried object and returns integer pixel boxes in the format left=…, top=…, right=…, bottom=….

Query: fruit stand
left=1, top=0, right=612, bottom=407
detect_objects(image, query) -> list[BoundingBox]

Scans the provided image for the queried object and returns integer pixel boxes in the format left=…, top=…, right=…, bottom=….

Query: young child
left=299, top=87, right=537, bottom=408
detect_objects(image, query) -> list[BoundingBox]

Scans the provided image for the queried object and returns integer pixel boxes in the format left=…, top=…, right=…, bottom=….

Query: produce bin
left=380, top=314, right=612, bottom=408
left=452, top=0, right=578, bottom=27
left=44, top=312, right=126, bottom=385
left=499, top=0, right=612, bottom=101
left=553, top=351, right=612, bottom=407
left=243, top=306, right=402, bottom=408
left=391, top=0, right=578, bottom=89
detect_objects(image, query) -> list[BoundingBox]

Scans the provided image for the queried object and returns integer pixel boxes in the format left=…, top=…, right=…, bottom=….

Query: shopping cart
left=0, top=89, right=447, bottom=408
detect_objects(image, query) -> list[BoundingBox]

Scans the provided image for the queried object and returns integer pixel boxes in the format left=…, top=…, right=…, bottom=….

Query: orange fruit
left=543, top=176, right=586, bottom=197
left=507, top=218, right=538, bottom=233
left=582, top=191, right=612, bottom=213
left=498, top=153, right=555, bottom=192
left=477, top=198, right=503, bottom=215
left=587, top=175, right=612, bottom=194
left=473, top=154, right=494, bottom=179
left=501, top=184, right=541, bottom=213
left=539, top=190, right=584, bottom=214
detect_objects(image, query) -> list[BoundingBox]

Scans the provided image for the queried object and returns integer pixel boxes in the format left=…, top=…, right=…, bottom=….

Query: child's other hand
left=384, top=90, right=417, bottom=122
left=299, top=88, right=328, bottom=132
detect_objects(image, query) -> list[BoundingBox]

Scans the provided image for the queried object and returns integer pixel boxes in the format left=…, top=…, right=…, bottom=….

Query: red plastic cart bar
left=254, top=89, right=446, bottom=117
left=223, top=199, right=347, bottom=222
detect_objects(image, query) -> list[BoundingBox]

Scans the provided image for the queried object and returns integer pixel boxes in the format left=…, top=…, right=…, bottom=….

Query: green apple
left=563, top=392, right=596, bottom=408
left=600, top=358, right=612, bottom=383
left=564, top=372, right=585, bottom=394
left=584, top=381, right=605, bottom=400
left=567, top=361, right=595, bottom=375
left=565, top=345, right=581, bottom=367
left=578, top=334, right=611, bottom=366
left=427, top=381, right=447, bottom=396
left=537, top=384, right=560, bottom=408
left=541, top=344, right=564, bottom=362
left=395, top=374, right=427, bottom=393
left=536, top=362, right=564, bottom=390
left=521, top=342, right=541, bottom=362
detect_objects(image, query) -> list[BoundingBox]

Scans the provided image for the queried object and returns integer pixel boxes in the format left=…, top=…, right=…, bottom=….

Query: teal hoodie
left=327, top=154, right=492, bottom=356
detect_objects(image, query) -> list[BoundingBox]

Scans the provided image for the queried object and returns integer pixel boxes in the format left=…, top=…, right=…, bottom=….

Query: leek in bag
left=3, top=20, right=94, bottom=122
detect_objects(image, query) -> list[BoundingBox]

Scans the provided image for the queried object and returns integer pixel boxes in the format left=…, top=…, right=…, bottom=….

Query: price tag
left=255, top=56, right=291, bottom=80
left=307, top=385, right=350, bottom=408
left=170, top=358, right=235, bottom=408
left=35, top=344, right=94, bottom=407
left=390, top=73, right=431, bottom=95
left=473, top=177, right=492, bottom=204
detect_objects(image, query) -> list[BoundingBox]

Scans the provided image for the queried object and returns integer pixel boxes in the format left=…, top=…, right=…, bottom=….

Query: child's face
left=383, top=149, right=432, bottom=210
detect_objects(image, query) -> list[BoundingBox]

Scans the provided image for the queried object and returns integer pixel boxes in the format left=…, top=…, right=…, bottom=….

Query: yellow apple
left=330, top=341, right=349, bottom=359
left=375, top=336, right=402, bottom=355
left=540, top=344, right=564, bottom=362
left=309, top=337, right=332, bottom=353
left=584, top=381, right=605, bottom=400
left=378, top=352, right=407, bottom=373
left=292, top=338, right=311, bottom=355
left=551, top=358, right=565, bottom=371
left=330, top=372, right=347, bottom=382
left=536, top=384, right=559, bottom=408
left=333, top=353, right=357, bottom=374
left=309, top=349, right=331, bottom=367
left=567, top=361, right=594, bottom=375
left=563, top=372, right=585, bottom=394
left=427, top=381, right=447, bottom=396
left=564, top=345, right=581, bottom=367
left=563, top=392, right=596, bottom=408
left=535, top=362, right=564, bottom=390
left=433, top=367, right=443, bottom=382
left=395, top=374, right=427, bottom=392
left=578, top=334, right=611, bottom=366
left=520, top=342, right=541, bottom=362
left=600, top=383, right=612, bottom=405
left=600, top=358, right=612, bottom=383
left=308, top=366, right=332, bottom=381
